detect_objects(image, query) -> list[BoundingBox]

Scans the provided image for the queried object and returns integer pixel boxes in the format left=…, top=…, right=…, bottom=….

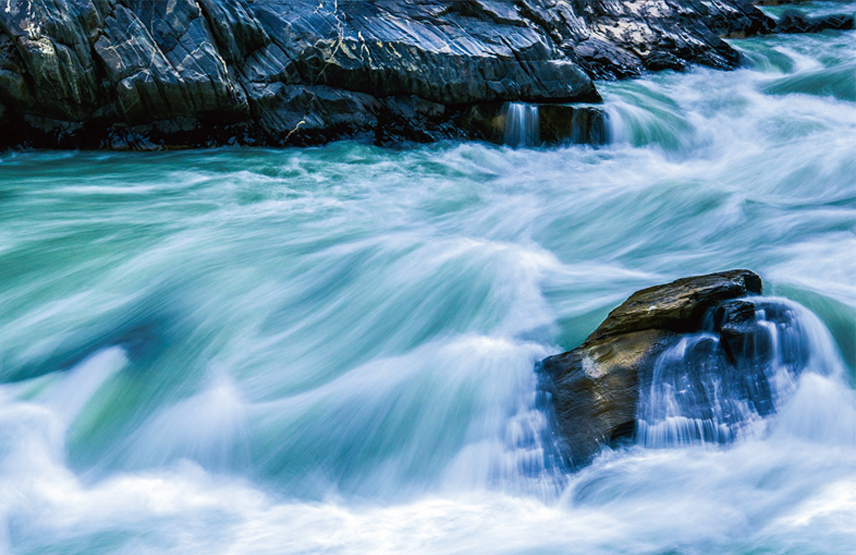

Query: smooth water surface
left=0, top=7, right=854, bottom=554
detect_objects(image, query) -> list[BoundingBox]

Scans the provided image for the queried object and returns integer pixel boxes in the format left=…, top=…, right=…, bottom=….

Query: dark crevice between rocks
left=607, top=419, right=637, bottom=447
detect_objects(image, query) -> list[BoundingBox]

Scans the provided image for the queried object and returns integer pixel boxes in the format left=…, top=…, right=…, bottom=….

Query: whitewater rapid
left=0, top=5, right=854, bottom=554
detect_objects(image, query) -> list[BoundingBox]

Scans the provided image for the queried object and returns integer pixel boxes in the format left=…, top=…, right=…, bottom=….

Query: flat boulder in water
left=540, top=269, right=778, bottom=466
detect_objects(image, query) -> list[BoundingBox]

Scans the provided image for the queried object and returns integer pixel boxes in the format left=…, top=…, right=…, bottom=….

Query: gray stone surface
left=540, top=270, right=764, bottom=466
left=0, top=0, right=846, bottom=148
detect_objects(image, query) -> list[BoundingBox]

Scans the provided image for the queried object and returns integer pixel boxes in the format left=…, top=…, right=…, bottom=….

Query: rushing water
left=637, top=297, right=846, bottom=448
left=503, top=102, right=541, bottom=147
left=1, top=7, right=855, bottom=555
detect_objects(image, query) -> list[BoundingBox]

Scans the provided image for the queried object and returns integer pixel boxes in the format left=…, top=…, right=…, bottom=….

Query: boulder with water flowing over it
left=539, top=270, right=770, bottom=466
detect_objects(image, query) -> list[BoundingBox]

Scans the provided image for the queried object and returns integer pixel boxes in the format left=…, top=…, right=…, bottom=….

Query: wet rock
left=635, top=296, right=813, bottom=445
left=460, top=102, right=609, bottom=146
left=542, top=327, right=680, bottom=464
left=195, top=0, right=270, bottom=66
left=92, top=1, right=248, bottom=123
left=459, top=102, right=506, bottom=144
left=716, top=299, right=773, bottom=365
left=251, top=83, right=381, bottom=145
left=0, top=0, right=101, bottom=121
left=538, top=104, right=609, bottom=145
left=715, top=298, right=809, bottom=373
left=540, top=269, right=764, bottom=466
left=575, top=37, right=644, bottom=80
left=775, top=10, right=855, bottom=34
left=587, top=270, right=763, bottom=343
left=377, top=95, right=459, bottom=145
left=0, top=0, right=837, bottom=149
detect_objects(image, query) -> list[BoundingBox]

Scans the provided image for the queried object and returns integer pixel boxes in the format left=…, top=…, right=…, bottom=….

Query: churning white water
left=637, top=297, right=848, bottom=448
left=0, top=6, right=854, bottom=554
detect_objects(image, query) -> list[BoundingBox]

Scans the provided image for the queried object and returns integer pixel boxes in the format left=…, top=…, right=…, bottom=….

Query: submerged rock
left=539, top=269, right=781, bottom=466
left=0, top=0, right=842, bottom=149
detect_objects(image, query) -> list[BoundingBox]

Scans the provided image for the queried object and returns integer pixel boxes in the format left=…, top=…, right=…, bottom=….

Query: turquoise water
left=0, top=9, right=854, bottom=554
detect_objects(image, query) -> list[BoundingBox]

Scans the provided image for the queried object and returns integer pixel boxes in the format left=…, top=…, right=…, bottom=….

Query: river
left=0, top=4, right=854, bottom=554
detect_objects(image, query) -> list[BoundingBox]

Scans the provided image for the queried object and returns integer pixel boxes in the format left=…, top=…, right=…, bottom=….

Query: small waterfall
left=637, top=298, right=840, bottom=448
left=502, top=102, right=540, bottom=147
left=497, top=387, right=568, bottom=496
left=568, top=108, right=610, bottom=145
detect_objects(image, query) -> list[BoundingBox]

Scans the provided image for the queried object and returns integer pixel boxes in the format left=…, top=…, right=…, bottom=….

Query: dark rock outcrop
left=539, top=269, right=765, bottom=466
left=774, top=10, right=855, bottom=34
left=0, top=0, right=847, bottom=149
left=585, top=270, right=763, bottom=342
left=461, top=101, right=609, bottom=146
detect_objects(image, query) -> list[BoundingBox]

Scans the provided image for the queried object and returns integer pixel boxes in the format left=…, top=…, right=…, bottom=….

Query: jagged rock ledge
left=0, top=1, right=852, bottom=150
left=538, top=269, right=810, bottom=467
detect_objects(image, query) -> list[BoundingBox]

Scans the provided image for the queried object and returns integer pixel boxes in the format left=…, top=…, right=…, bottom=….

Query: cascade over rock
left=0, top=1, right=852, bottom=149
left=538, top=269, right=807, bottom=466
left=461, top=101, right=609, bottom=146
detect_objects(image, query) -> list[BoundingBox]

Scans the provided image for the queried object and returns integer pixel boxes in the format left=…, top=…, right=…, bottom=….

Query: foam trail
left=124, top=371, right=250, bottom=471
left=38, top=347, right=128, bottom=425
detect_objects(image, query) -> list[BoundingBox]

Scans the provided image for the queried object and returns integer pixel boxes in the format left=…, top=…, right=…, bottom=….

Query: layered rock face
left=0, top=1, right=851, bottom=149
left=0, top=0, right=771, bottom=148
left=539, top=270, right=816, bottom=466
